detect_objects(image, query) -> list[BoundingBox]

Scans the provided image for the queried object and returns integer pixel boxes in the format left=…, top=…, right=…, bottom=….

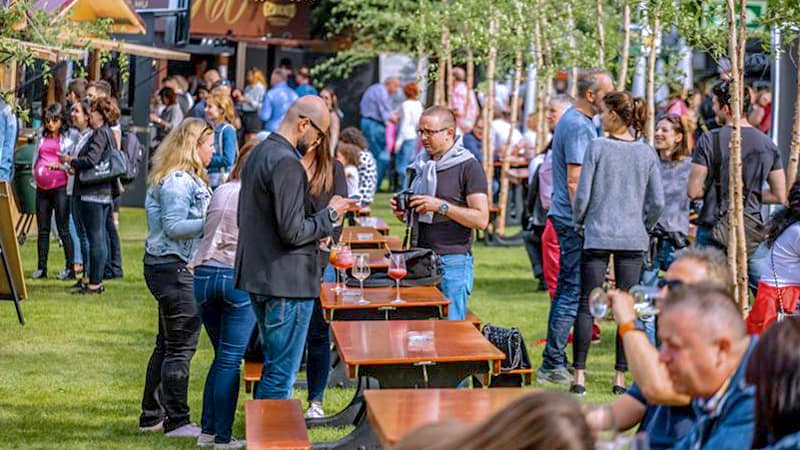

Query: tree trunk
left=725, top=0, right=749, bottom=311
left=787, top=43, right=800, bottom=189
left=595, top=0, right=605, bottom=66
left=497, top=50, right=523, bottom=236
left=482, top=16, right=498, bottom=199
left=645, top=5, right=659, bottom=146
left=415, top=42, right=426, bottom=84
left=446, top=48, right=453, bottom=108
left=534, top=14, right=549, bottom=153
left=618, top=0, right=631, bottom=90
left=567, top=4, right=578, bottom=98
left=465, top=48, right=475, bottom=132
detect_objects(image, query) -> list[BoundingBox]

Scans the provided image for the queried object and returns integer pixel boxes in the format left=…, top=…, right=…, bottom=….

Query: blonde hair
left=248, top=68, right=267, bottom=87
left=149, top=118, right=213, bottom=186
left=206, top=92, right=235, bottom=125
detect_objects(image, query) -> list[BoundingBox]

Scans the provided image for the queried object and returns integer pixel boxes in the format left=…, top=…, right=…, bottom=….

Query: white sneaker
left=138, top=421, right=163, bottom=433
left=305, top=402, right=325, bottom=419
left=214, top=438, right=246, bottom=449
left=197, top=433, right=215, bottom=447
left=165, top=423, right=202, bottom=438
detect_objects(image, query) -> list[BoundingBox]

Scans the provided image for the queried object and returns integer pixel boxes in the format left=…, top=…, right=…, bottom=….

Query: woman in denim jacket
left=139, top=118, right=214, bottom=438
left=188, top=140, right=258, bottom=449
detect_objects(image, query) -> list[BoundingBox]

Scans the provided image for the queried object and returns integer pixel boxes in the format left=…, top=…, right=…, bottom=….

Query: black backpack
left=120, top=131, right=145, bottom=184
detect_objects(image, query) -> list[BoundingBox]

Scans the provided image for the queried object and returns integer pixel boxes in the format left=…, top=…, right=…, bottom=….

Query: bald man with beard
left=235, top=96, right=356, bottom=399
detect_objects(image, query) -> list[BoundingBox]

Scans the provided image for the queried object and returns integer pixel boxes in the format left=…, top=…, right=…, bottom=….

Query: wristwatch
left=327, top=207, right=339, bottom=223
left=618, top=320, right=647, bottom=338
left=438, top=202, right=450, bottom=216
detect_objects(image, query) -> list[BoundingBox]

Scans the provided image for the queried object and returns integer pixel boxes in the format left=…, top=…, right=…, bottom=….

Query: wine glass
left=589, top=287, right=610, bottom=319
left=337, top=245, right=355, bottom=295
left=352, top=254, right=371, bottom=305
left=388, top=254, right=407, bottom=304
left=328, top=243, right=342, bottom=294
left=630, top=285, right=661, bottom=323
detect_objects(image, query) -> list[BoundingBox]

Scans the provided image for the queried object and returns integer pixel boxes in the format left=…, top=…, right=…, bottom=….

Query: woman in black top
left=65, top=97, right=120, bottom=294
left=302, top=133, right=348, bottom=419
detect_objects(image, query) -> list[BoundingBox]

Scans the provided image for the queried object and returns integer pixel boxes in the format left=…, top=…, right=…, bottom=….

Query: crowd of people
left=27, top=55, right=799, bottom=449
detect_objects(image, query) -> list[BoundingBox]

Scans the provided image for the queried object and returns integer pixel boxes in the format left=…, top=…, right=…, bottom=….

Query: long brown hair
left=305, top=131, right=334, bottom=196
left=392, top=391, right=594, bottom=450
left=746, top=317, right=800, bottom=449
left=657, top=114, right=689, bottom=161
left=229, top=138, right=260, bottom=181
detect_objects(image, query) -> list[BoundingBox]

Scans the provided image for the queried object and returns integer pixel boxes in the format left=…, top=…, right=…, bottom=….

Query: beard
left=296, top=131, right=315, bottom=156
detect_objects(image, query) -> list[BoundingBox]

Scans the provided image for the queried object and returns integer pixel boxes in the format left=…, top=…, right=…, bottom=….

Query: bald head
left=285, top=95, right=330, bottom=132
left=278, top=95, right=331, bottom=152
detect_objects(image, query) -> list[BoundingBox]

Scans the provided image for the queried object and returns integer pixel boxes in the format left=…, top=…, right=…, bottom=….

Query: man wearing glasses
left=586, top=247, right=742, bottom=449
left=390, top=106, right=489, bottom=320
left=235, top=95, right=355, bottom=400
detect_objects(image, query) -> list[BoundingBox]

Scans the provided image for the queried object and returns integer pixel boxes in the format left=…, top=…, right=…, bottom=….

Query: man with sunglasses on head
left=390, top=106, right=489, bottom=320
left=586, top=247, right=738, bottom=449
left=235, top=96, right=356, bottom=400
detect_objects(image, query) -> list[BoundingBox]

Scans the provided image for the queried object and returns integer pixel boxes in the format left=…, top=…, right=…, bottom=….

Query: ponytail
left=631, top=96, right=647, bottom=138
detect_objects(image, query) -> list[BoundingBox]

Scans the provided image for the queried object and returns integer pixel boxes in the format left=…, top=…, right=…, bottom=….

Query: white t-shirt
left=395, top=99, right=424, bottom=149
left=760, top=222, right=800, bottom=286
left=491, top=119, right=522, bottom=154
left=344, top=164, right=360, bottom=197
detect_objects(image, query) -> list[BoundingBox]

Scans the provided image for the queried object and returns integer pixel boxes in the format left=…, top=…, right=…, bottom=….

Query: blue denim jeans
left=438, top=253, right=474, bottom=320
left=695, top=224, right=762, bottom=295
left=251, top=295, right=314, bottom=399
left=306, top=263, right=337, bottom=403
left=395, top=138, right=417, bottom=190
left=194, top=265, right=256, bottom=443
left=360, top=118, right=388, bottom=190
left=541, top=217, right=583, bottom=369
left=640, top=239, right=677, bottom=287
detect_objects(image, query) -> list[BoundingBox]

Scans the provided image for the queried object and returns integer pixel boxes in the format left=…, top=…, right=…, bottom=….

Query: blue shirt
left=208, top=122, right=238, bottom=173
left=0, top=100, right=17, bottom=182
left=462, top=132, right=483, bottom=164
left=359, top=83, right=393, bottom=122
left=259, top=82, right=299, bottom=132
left=547, top=107, right=598, bottom=224
left=627, top=383, right=696, bottom=450
left=672, top=337, right=758, bottom=450
left=295, top=83, right=318, bottom=97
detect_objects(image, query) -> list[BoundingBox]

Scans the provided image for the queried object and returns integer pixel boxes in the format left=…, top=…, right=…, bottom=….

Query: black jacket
left=70, top=125, right=114, bottom=198
left=234, top=133, right=334, bottom=298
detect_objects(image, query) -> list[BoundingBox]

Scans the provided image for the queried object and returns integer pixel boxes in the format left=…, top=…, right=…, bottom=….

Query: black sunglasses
left=657, top=278, right=684, bottom=290
left=299, top=114, right=324, bottom=138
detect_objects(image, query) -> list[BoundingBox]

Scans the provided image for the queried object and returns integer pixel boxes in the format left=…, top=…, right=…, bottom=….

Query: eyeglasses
left=299, top=114, right=325, bottom=145
left=657, top=278, right=684, bottom=290
left=416, top=127, right=450, bottom=137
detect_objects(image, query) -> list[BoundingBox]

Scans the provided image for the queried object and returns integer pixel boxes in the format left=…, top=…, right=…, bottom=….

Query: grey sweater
left=573, top=137, right=665, bottom=251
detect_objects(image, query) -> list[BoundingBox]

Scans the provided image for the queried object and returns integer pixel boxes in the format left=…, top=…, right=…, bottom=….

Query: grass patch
left=0, top=193, right=626, bottom=448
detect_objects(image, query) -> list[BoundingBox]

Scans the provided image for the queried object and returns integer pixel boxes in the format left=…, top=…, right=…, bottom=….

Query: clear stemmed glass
left=337, top=244, right=354, bottom=295
left=589, top=285, right=661, bottom=321
left=388, top=254, right=407, bottom=304
left=352, top=254, right=371, bottom=305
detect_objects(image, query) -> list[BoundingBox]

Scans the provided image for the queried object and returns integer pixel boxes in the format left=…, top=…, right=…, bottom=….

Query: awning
left=36, top=0, right=147, bottom=35
left=179, top=44, right=236, bottom=57
left=76, top=37, right=191, bottom=61
left=0, top=38, right=87, bottom=64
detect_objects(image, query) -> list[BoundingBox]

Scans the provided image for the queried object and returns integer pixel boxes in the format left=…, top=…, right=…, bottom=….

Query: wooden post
left=533, top=12, right=548, bottom=153
left=567, top=4, right=578, bottom=98
left=88, top=49, right=101, bottom=80
left=464, top=48, right=475, bottom=132
left=595, top=0, right=605, bottom=66
left=787, top=42, right=800, bottom=188
left=645, top=5, right=660, bottom=146
left=482, top=16, right=498, bottom=198
left=235, top=41, right=247, bottom=90
left=618, top=0, right=631, bottom=90
left=497, top=50, right=523, bottom=235
left=0, top=60, right=17, bottom=93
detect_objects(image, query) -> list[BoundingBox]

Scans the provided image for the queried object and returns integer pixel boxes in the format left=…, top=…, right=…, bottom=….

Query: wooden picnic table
left=310, top=321, right=506, bottom=449
left=319, top=282, right=449, bottom=321
left=365, top=388, right=532, bottom=445
left=340, top=227, right=402, bottom=249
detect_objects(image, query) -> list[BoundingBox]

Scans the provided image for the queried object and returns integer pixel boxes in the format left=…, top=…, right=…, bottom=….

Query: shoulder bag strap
left=712, top=130, right=724, bottom=216
left=770, top=246, right=787, bottom=317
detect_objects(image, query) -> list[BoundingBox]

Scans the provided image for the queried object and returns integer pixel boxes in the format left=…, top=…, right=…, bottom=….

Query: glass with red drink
left=388, top=254, right=407, bottom=304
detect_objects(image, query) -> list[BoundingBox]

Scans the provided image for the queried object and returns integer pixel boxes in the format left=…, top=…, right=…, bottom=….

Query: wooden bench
left=244, top=360, right=261, bottom=394
left=245, top=399, right=311, bottom=450
left=482, top=367, right=534, bottom=387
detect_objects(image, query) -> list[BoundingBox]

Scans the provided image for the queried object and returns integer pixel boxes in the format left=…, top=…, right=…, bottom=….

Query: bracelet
left=618, top=321, right=638, bottom=338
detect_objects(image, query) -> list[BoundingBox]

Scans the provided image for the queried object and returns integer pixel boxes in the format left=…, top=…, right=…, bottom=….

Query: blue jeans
left=395, top=138, right=417, bottom=190
left=695, top=224, right=762, bottom=295
left=640, top=239, right=677, bottom=287
left=438, top=253, right=474, bottom=320
left=695, top=225, right=712, bottom=247
left=251, top=295, right=314, bottom=399
left=78, top=200, right=110, bottom=284
left=361, top=118, right=388, bottom=191
left=194, top=265, right=256, bottom=443
left=70, top=196, right=89, bottom=271
left=541, top=217, right=583, bottom=369
left=306, top=263, right=337, bottom=403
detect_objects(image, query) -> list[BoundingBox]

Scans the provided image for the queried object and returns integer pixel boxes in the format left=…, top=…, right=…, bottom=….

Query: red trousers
left=541, top=218, right=561, bottom=300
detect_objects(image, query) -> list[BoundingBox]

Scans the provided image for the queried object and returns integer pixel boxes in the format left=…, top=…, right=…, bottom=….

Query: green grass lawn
left=0, top=193, right=628, bottom=449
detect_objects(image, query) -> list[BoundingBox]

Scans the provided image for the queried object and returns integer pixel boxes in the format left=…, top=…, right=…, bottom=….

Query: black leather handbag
left=481, top=323, right=532, bottom=372
left=79, top=128, right=128, bottom=185
left=346, top=248, right=443, bottom=287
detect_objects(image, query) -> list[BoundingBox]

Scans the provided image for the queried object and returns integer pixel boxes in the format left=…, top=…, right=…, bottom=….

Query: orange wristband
left=618, top=321, right=637, bottom=338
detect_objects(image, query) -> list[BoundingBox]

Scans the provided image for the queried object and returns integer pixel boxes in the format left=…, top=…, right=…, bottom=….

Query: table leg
left=307, top=376, right=377, bottom=428
left=311, top=410, right=381, bottom=450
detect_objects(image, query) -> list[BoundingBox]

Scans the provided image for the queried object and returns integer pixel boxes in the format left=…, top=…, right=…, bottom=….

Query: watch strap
left=618, top=321, right=639, bottom=338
